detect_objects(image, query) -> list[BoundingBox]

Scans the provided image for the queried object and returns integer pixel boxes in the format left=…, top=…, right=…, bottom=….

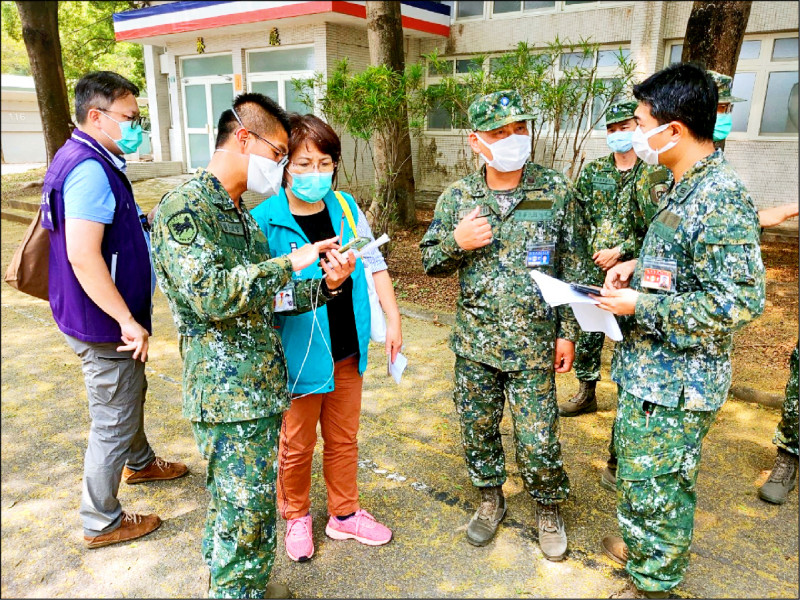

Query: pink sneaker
left=324, top=509, right=392, bottom=546
left=284, top=514, right=314, bottom=562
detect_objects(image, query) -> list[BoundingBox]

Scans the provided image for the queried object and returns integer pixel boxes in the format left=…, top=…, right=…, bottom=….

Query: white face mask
left=475, top=132, right=531, bottom=173
left=215, top=148, right=286, bottom=197
left=247, top=152, right=285, bottom=197
left=631, top=123, right=677, bottom=165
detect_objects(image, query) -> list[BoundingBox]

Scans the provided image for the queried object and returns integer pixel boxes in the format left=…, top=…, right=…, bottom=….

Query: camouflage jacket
left=614, top=150, right=765, bottom=411
left=575, top=154, right=672, bottom=268
left=151, top=169, right=328, bottom=423
left=630, top=163, right=673, bottom=257
left=420, top=162, right=582, bottom=372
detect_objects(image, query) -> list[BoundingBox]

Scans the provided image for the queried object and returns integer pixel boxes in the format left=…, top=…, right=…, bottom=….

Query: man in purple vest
left=41, top=71, right=188, bottom=549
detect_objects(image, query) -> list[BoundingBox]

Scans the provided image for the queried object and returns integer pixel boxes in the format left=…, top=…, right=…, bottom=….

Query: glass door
left=182, top=77, right=234, bottom=169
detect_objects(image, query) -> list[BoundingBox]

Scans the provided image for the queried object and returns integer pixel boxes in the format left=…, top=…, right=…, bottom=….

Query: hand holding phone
left=339, top=236, right=371, bottom=253
left=570, top=283, right=603, bottom=296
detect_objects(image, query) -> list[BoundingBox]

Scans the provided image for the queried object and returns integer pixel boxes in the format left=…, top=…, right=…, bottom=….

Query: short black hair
left=632, top=62, right=718, bottom=142
left=215, top=92, right=291, bottom=147
left=75, top=71, right=139, bottom=124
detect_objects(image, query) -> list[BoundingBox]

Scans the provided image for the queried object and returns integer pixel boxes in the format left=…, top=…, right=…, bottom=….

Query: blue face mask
left=290, top=172, right=334, bottom=203
left=98, top=110, right=144, bottom=155
left=713, top=113, right=733, bottom=142
left=606, top=130, right=634, bottom=153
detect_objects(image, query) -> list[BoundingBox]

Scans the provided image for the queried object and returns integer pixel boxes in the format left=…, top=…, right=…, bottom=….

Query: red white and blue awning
left=113, top=1, right=450, bottom=43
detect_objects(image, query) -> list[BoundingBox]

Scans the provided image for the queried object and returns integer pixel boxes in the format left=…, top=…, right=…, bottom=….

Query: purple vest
left=41, top=130, right=152, bottom=343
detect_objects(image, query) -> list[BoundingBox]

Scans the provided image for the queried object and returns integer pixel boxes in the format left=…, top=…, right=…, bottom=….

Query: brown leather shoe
left=601, top=535, right=628, bottom=566
left=123, top=457, right=188, bottom=484
left=84, top=512, right=162, bottom=548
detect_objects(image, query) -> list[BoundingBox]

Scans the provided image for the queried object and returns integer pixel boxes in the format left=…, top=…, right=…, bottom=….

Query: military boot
left=466, top=485, right=506, bottom=546
left=758, top=448, right=798, bottom=505
left=600, top=463, right=617, bottom=492
left=609, top=581, right=670, bottom=599
left=264, top=582, right=292, bottom=598
left=558, top=380, right=598, bottom=417
left=536, top=502, right=567, bottom=561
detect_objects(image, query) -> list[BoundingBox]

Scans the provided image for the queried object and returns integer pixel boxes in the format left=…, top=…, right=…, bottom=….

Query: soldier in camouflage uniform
left=707, top=70, right=745, bottom=145
left=759, top=342, right=800, bottom=504
left=593, top=64, right=765, bottom=598
left=755, top=203, right=800, bottom=504
left=559, top=100, right=671, bottom=419
left=420, top=90, right=583, bottom=562
left=151, top=93, right=354, bottom=599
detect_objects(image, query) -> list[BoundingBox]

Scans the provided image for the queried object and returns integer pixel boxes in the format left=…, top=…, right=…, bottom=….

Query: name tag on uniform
left=457, top=205, right=491, bottom=220
left=641, top=257, right=677, bottom=292
left=592, top=175, right=616, bottom=192
left=220, top=220, right=245, bottom=236
left=274, top=283, right=295, bottom=312
left=525, top=242, right=555, bottom=268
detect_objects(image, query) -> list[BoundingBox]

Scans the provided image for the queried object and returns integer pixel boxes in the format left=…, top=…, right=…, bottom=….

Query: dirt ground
left=1, top=174, right=798, bottom=598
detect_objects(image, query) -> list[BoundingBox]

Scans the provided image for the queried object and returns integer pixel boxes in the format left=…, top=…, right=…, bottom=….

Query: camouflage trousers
left=774, top=343, right=799, bottom=456
left=192, top=416, right=281, bottom=599
left=574, top=263, right=607, bottom=382
left=573, top=330, right=605, bottom=382
left=615, top=389, right=718, bottom=593
left=453, top=356, right=570, bottom=504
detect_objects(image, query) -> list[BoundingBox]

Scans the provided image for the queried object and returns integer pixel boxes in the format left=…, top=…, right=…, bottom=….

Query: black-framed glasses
left=231, top=106, right=288, bottom=166
left=97, top=108, right=149, bottom=130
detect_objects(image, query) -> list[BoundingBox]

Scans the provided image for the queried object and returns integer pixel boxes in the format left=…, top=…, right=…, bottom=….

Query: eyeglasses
left=231, top=106, right=288, bottom=166
left=97, top=109, right=149, bottom=129
left=289, top=159, right=336, bottom=174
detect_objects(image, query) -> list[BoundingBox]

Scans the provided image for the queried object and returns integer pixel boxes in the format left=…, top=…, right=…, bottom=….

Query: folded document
left=529, top=270, right=623, bottom=342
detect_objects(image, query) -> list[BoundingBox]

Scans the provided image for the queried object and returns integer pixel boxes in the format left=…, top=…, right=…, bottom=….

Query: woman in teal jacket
left=251, top=114, right=402, bottom=563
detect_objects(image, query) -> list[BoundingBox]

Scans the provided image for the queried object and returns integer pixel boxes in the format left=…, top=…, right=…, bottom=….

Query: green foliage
left=293, top=59, right=425, bottom=239
left=2, top=1, right=146, bottom=109
left=420, top=38, right=637, bottom=179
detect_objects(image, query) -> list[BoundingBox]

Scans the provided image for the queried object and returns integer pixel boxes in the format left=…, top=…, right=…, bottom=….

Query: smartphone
left=570, top=283, right=603, bottom=296
left=338, top=236, right=371, bottom=253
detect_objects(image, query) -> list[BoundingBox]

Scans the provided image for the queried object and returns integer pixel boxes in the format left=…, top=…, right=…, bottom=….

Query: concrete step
left=1, top=208, right=36, bottom=225
left=3, top=199, right=39, bottom=213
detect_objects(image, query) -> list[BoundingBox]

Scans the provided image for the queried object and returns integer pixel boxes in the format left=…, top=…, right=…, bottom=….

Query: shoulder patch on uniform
left=167, top=209, right=199, bottom=245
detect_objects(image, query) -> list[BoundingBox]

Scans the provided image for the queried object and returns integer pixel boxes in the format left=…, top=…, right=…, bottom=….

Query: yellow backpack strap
left=334, top=190, right=358, bottom=239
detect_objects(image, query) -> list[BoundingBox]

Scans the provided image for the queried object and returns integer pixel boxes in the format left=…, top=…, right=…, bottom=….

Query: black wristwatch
left=320, top=279, right=343, bottom=299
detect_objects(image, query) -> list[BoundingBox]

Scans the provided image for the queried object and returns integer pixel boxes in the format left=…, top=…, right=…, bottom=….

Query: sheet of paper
left=388, top=352, right=408, bottom=384
left=530, top=270, right=623, bottom=342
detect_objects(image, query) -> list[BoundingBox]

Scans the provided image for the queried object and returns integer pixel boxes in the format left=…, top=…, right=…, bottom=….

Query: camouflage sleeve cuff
left=440, top=231, right=465, bottom=259
left=556, top=306, right=581, bottom=342
left=634, top=292, right=664, bottom=337
left=261, top=256, right=293, bottom=286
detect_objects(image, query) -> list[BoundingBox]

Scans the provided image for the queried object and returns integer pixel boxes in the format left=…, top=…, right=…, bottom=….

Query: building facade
left=113, top=0, right=798, bottom=216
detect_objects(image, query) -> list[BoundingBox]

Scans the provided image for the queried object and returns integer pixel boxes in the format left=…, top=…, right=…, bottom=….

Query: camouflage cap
left=605, top=100, right=638, bottom=125
left=468, top=90, right=534, bottom=131
left=708, top=70, right=745, bottom=103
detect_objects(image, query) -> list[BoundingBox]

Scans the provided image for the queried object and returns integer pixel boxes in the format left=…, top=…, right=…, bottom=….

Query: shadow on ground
left=1, top=214, right=797, bottom=598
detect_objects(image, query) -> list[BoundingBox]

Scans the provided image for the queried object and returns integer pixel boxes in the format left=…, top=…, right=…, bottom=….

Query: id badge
left=525, top=242, right=555, bottom=268
left=274, top=283, right=295, bottom=312
left=641, top=257, right=677, bottom=292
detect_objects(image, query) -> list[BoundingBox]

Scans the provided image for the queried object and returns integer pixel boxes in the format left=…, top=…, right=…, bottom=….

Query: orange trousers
left=277, top=355, right=363, bottom=520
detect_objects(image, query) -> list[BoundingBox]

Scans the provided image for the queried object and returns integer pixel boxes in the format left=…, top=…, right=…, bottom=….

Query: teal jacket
left=251, top=188, right=371, bottom=394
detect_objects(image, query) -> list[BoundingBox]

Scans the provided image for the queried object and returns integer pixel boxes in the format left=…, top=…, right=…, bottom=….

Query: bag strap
left=333, top=191, right=358, bottom=239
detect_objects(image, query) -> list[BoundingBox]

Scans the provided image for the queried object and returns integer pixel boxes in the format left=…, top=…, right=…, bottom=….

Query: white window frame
left=456, top=0, right=633, bottom=20
left=664, top=32, right=799, bottom=141
left=245, top=45, right=316, bottom=115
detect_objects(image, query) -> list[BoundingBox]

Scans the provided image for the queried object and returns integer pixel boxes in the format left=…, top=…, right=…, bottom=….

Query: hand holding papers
left=529, top=270, right=623, bottom=342
left=388, top=351, right=408, bottom=384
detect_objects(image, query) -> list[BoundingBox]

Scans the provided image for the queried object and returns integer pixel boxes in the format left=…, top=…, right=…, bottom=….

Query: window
left=665, top=34, right=799, bottom=138
left=455, top=1, right=484, bottom=19
left=181, top=54, right=233, bottom=78
left=425, top=56, right=479, bottom=131
left=246, top=46, right=315, bottom=114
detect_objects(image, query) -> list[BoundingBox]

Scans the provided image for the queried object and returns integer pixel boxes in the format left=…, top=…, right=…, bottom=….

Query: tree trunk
left=16, top=0, right=73, bottom=165
left=681, top=1, right=752, bottom=75
left=366, top=1, right=416, bottom=229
